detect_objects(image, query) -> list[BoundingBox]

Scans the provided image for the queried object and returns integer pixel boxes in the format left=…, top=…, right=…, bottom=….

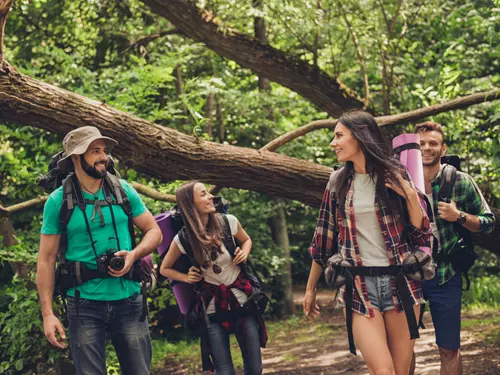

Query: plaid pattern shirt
left=431, top=165, right=495, bottom=285
left=309, top=167, right=431, bottom=317
left=197, top=271, right=268, bottom=371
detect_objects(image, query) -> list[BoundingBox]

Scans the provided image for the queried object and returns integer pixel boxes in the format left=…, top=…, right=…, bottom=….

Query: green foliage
left=0, top=277, right=66, bottom=374
left=463, top=275, right=500, bottom=310
left=0, top=0, right=499, bottom=372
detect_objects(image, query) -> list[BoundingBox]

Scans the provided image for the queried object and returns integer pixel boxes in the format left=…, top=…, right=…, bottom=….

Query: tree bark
left=0, top=63, right=498, bottom=255
left=0, top=63, right=330, bottom=207
left=0, top=0, right=12, bottom=60
left=141, top=0, right=363, bottom=116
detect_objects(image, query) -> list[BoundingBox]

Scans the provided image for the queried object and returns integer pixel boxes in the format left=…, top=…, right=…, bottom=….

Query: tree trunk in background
left=175, top=64, right=189, bottom=127
left=205, top=91, right=214, bottom=138
left=215, top=93, right=225, bottom=142
left=270, top=198, right=294, bottom=316
left=253, top=0, right=294, bottom=315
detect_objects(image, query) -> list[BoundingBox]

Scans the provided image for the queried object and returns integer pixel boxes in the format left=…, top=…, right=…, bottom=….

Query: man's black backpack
left=436, top=158, right=477, bottom=291
left=39, top=152, right=151, bottom=322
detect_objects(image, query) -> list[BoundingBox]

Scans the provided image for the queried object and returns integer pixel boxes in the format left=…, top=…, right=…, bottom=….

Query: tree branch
left=0, top=196, right=48, bottom=215
left=130, top=182, right=176, bottom=203
left=123, top=29, right=180, bottom=55
left=141, top=0, right=363, bottom=116
left=376, top=89, right=500, bottom=126
left=0, top=183, right=175, bottom=217
left=260, top=89, right=500, bottom=152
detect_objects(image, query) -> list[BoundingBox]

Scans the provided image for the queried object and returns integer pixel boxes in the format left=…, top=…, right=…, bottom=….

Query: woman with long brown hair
left=160, top=181, right=265, bottom=375
left=303, top=110, right=431, bottom=375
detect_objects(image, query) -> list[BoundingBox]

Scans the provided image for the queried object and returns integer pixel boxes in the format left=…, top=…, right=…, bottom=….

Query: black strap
left=393, top=142, right=421, bottom=155
left=418, top=302, right=426, bottom=329
left=439, top=164, right=457, bottom=203
left=395, top=271, right=420, bottom=340
left=341, top=266, right=420, bottom=355
left=345, top=270, right=355, bottom=354
left=102, top=180, right=122, bottom=251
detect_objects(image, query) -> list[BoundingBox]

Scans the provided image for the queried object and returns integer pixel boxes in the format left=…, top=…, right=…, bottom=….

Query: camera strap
left=102, top=179, right=121, bottom=251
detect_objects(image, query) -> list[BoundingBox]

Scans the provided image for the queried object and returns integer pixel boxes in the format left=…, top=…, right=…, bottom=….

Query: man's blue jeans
left=207, top=315, right=263, bottom=375
left=67, top=293, right=152, bottom=375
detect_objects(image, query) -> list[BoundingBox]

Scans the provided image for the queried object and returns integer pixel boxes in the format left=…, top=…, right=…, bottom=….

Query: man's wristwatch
left=456, top=211, right=467, bottom=225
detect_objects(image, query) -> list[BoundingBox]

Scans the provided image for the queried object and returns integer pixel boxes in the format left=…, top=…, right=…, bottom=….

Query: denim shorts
left=365, top=275, right=396, bottom=313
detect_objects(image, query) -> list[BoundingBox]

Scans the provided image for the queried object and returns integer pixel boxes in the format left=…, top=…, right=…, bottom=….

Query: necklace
left=201, top=247, right=222, bottom=274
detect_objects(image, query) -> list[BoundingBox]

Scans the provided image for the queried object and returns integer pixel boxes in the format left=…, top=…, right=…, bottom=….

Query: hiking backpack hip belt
left=329, top=264, right=422, bottom=355
left=57, top=260, right=145, bottom=295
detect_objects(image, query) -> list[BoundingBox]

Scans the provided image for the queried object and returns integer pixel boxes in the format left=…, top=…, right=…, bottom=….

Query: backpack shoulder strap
left=439, top=164, right=457, bottom=203
left=58, top=174, right=80, bottom=264
left=218, top=214, right=237, bottom=258
left=104, top=173, right=136, bottom=248
left=178, top=228, right=197, bottom=266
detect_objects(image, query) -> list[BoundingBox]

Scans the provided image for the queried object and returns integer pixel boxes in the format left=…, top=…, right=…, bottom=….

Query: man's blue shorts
left=423, top=271, right=463, bottom=350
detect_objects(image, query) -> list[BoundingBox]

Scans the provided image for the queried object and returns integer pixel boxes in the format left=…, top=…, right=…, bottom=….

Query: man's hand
left=43, top=314, right=67, bottom=349
left=108, top=250, right=137, bottom=277
left=437, top=200, right=460, bottom=222
left=233, top=247, right=250, bottom=265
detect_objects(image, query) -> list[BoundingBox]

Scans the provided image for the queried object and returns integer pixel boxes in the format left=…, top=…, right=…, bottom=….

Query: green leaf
left=15, top=359, right=23, bottom=371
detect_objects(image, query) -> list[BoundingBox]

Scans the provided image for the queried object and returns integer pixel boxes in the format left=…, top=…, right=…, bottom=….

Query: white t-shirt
left=174, top=214, right=248, bottom=314
left=352, top=173, right=390, bottom=266
left=426, top=193, right=441, bottom=251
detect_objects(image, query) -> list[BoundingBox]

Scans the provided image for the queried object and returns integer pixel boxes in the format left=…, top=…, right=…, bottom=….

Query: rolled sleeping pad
left=392, top=133, right=432, bottom=256
left=154, top=211, right=195, bottom=314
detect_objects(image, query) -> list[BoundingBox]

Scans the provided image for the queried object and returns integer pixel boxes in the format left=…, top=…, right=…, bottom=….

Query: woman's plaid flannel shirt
left=309, top=168, right=432, bottom=317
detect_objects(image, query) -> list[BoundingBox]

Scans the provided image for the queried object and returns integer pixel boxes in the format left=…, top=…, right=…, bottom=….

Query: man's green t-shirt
left=41, top=179, right=147, bottom=301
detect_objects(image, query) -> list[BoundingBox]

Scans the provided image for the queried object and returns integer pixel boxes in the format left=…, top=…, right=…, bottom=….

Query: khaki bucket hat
left=57, top=126, right=118, bottom=171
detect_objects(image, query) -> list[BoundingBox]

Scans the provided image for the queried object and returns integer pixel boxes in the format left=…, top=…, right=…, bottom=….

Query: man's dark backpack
left=436, top=159, right=477, bottom=291
left=39, top=152, right=151, bottom=322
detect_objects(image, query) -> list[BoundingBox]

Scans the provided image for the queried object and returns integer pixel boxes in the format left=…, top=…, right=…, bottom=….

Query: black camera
left=97, top=249, right=125, bottom=273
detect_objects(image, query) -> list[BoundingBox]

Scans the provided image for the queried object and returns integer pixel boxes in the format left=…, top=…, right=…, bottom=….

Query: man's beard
left=422, top=153, right=441, bottom=167
left=80, top=155, right=108, bottom=179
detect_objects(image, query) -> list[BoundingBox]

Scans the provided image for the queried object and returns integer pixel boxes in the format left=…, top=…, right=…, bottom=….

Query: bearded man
left=36, top=126, right=162, bottom=375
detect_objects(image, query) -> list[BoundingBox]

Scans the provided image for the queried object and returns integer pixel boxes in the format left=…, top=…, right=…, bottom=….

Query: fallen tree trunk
left=0, top=62, right=330, bottom=207
left=0, top=62, right=498, bottom=255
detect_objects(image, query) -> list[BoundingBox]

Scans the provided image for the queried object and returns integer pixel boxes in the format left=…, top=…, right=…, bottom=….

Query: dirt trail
left=154, top=288, right=500, bottom=375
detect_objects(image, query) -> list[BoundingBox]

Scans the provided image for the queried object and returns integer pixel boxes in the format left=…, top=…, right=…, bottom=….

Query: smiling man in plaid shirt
left=415, top=121, right=495, bottom=375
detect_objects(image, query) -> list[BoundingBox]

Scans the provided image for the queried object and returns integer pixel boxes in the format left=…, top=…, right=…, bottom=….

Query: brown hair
left=336, top=110, right=407, bottom=218
left=414, top=121, right=445, bottom=145
left=175, top=181, right=222, bottom=265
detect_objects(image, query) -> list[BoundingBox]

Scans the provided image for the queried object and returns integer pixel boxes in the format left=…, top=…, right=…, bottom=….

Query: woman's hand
left=233, top=247, right=250, bottom=265
left=303, top=290, right=320, bottom=321
left=385, top=173, right=416, bottom=200
left=185, top=266, right=203, bottom=284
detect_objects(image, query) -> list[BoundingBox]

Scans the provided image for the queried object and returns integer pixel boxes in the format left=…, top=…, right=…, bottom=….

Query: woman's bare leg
left=384, top=305, right=420, bottom=375
left=352, top=309, right=396, bottom=375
